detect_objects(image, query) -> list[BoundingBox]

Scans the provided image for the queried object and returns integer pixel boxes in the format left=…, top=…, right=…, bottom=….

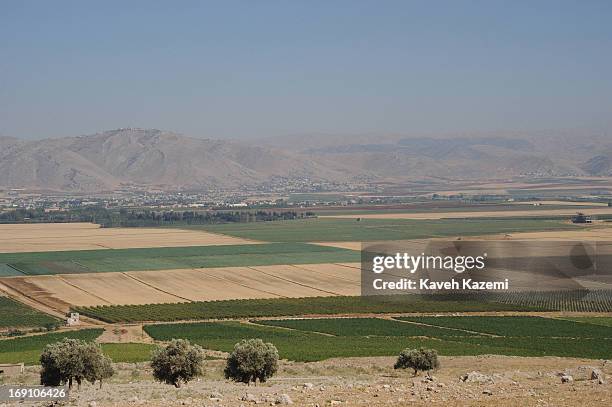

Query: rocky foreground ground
left=2, top=356, right=611, bottom=407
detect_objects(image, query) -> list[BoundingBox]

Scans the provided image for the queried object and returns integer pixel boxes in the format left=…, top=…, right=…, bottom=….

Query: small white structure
left=0, top=363, right=25, bottom=376
left=66, top=312, right=80, bottom=326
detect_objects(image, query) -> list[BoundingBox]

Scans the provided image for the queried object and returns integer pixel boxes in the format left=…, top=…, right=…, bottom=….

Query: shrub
left=150, top=339, right=205, bottom=388
left=6, top=329, right=25, bottom=337
left=44, top=322, right=61, bottom=331
left=40, top=338, right=115, bottom=389
left=224, top=338, right=279, bottom=385
left=394, top=347, right=439, bottom=376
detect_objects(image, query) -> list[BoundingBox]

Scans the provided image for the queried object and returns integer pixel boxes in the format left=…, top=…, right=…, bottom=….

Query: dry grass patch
left=0, top=222, right=259, bottom=253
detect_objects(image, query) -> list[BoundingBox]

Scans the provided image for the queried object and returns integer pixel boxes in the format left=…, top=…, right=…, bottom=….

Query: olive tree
left=150, top=339, right=206, bottom=388
left=40, top=338, right=115, bottom=389
left=224, top=338, right=279, bottom=385
left=394, top=347, right=439, bottom=376
left=82, top=343, right=115, bottom=389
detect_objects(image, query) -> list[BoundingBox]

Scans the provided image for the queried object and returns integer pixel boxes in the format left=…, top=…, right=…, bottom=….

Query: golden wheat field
left=0, top=263, right=362, bottom=312
left=0, top=222, right=259, bottom=252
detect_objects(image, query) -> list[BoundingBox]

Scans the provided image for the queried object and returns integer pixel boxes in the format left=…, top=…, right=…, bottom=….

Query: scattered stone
left=460, top=371, right=494, bottom=384
left=275, top=394, right=293, bottom=405
left=303, top=383, right=314, bottom=390
left=330, top=401, right=341, bottom=406
left=482, top=389, right=493, bottom=396
left=88, top=402, right=98, bottom=407
left=128, top=396, right=139, bottom=403
left=599, top=377, right=606, bottom=385
left=561, top=375, right=574, bottom=383
left=210, top=391, right=223, bottom=400
left=436, top=383, right=445, bottom=388
left=590, top=369, right=604, bottom=381
left=241, top=393, right=257, bottom=403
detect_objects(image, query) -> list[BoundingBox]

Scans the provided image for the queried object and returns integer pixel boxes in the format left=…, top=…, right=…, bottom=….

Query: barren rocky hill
left=1, top=129, right=611, bottom=191
left=0, top=129, right=348, bottom=191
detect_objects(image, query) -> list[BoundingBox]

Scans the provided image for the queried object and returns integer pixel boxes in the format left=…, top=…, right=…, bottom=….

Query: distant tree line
left=0, top=207, right=315, bottom=227
left=0, top=207, right=110, bottom=224
left=113, top=209, right=314, bottom=227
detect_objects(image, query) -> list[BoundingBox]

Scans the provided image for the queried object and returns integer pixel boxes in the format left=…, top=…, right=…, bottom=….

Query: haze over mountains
left=0, top=128, right=611, bottom=192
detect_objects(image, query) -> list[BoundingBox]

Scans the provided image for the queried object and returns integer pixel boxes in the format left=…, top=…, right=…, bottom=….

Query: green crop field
left=561, top=317, right=612, bottom=327
left=100, top=343, right=156, bottom=363
left=75, top=295, right=539, bottom=323
left=0, top=297, right=60, bottom=329
left=192, top=217, right=576, bottom=242
left=0, top=243, right=358, bottom=276
left=481, top=290, right=612, bottom=312
left=143, top=321, right=505, bottom=362
left=311, top=204, right=599, bottom=216
left=456, top=336, right=612, bottom=359
left=0, top=329, right=103, bottom=365
left=0, top=329, right=154, bottom=365
left=144, top=316, right=612, bottom=362
left=0, top=264, right=23, bottom=277
left=257, top=317, right=484, bottom=338
left=4, top=316, right=609, bottom=366
left=398, top=316, right=612, bottom=338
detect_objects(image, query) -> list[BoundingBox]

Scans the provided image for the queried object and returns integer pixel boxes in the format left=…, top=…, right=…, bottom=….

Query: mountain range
left=0, top=128, right=611, bottom=192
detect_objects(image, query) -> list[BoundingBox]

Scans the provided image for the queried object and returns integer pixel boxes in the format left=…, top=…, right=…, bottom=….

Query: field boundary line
left=4, top=264, right=26, bottom=276
left=333, top=263, right=361, bottom=270
left=243, top=320, right=337, bottom=337
left=56, top=276, right=113, bottom=305
left=388, top=316, right=501, bottom=337
left=5, top=264, right=27, bottom=275
left=174, top=227, right=265, bottom=245
left=247, top=266, right=344, bottom=296
left=192, top=268, right=288, bottom=298
left=121, top=272, right=193, bottom=302
left=289, top=264, right=360, bottom=284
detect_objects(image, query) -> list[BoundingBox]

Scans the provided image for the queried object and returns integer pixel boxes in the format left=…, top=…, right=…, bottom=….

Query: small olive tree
left=394, top=347, right=439, bottom=376
left=224, top=338, right=279, bottom=385
left=150, top=339, right=206, bottom=388
left=82, top=343, right=115, bottom=389
left=40, top=338, right=115, bottom=389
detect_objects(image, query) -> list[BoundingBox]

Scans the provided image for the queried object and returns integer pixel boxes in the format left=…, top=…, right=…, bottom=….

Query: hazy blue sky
left=1, top=0, right=611, bottom=139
